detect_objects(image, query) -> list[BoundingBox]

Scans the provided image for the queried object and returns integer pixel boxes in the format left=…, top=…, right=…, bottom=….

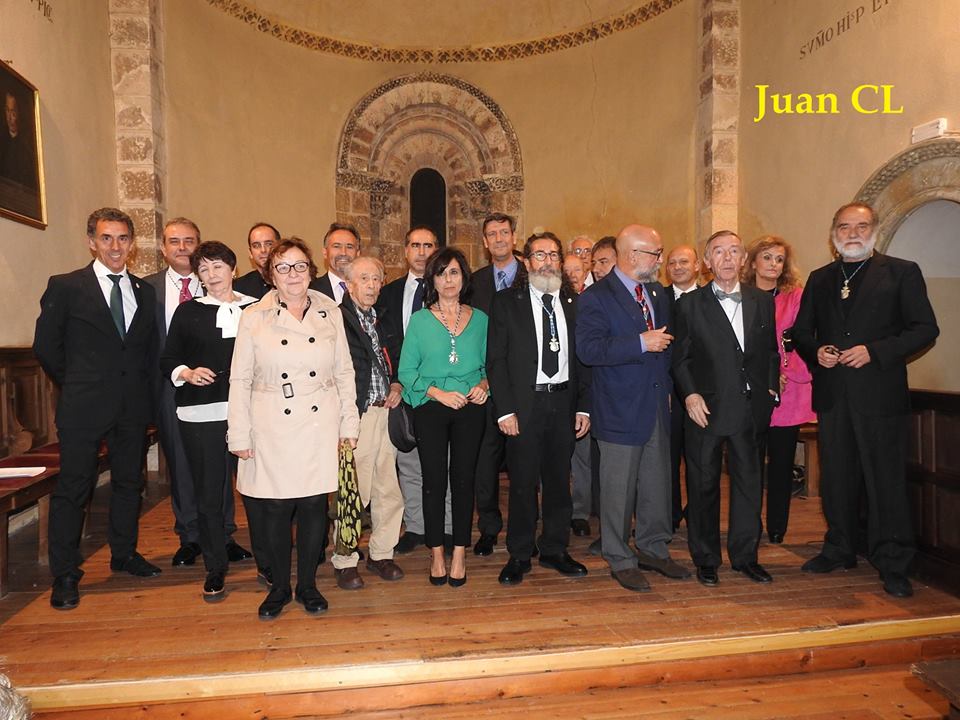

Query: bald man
left=577, top=224, right=689, bottom=592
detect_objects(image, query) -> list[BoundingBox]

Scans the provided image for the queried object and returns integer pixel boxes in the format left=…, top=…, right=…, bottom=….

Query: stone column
left=109, top=0, right=165, bottom=275
left=696, top=0, right=740, bottom=244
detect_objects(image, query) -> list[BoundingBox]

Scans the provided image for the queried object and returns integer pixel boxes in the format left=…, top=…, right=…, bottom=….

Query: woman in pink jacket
left=744, top=236, right=816, bottom=544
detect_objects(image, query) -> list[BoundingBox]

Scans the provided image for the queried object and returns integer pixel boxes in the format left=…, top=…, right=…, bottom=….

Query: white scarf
left=195, top=292, right=256, bottom=338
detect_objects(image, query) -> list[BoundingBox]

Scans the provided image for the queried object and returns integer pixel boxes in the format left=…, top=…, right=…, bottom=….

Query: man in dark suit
left=793, top=203, right=939, bottom=598
left=33, top=207, right=162, bottom=609
left=469, top=213, right=524, bottom=556
left=663, top=244, right=701, bottom=532
left=144, top=218, right=250, bottom=568
left=377, top=226, right=453, bottom=553
left=577, top=224, right=689, bottom=592
left=487, top=232, right=591, bottom=585
left=233, top=222, right=279, bottom=299
left=672, top=230, right=780, bottom=587
left=310, top=222, right=361, bottom=304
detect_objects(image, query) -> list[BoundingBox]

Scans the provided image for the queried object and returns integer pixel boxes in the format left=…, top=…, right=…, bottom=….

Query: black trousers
left=50, top=420, right=147, bottom=578
left=243, top=494, right=328, bottom=592
left=178, top=420, right=232, bottom=573
left=818, top=394, right=913, bottom=575
left=758, top=424, right=800, bottom=538
left=158, top=384, right=237, bottom=544
left=474, top=401, right=506, bottom=537
left=684, top=400, right=762, bottom=568
left=504, top=393, right=576, bottom=560
left=241, top=494, right=272, bottom=573
left=669, top=390, right=687, bottom=528
left=414, top=401, right=485, bottom=548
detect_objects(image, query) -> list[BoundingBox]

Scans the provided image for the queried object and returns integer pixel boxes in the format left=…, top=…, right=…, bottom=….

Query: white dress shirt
left=672, top=283, right=697, bottom=301
left=713, top=280, right=745, bottom=351
left=92, top=259, right=137, bottom=331
left=401, top=271, right=423, bottom=333
left=529, top=285, right=570, bottom=384
left=164, top=267, right=202, bottom=330
left=329, top=270, right=347, bottom=305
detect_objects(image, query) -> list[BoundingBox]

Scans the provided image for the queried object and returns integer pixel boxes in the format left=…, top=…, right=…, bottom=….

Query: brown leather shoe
left=610, top=567, right=651, bottom=592
left=366, top=558, right=404, bottom=581
left=635, top=550, right=691, bottom=579
left=335, top=566, right=364, bottom=590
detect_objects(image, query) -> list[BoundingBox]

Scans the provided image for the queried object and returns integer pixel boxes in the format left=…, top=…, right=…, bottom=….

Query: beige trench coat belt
left=250, top=378, right=336, bottom=393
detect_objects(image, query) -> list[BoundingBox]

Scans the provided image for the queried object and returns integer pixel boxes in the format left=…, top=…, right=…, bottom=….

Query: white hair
left=0, top=675, right=30, bottom=720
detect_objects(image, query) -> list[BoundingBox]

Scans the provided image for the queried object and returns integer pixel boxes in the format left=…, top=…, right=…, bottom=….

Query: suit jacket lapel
left=702, top=287, right=741, bottom=349
left=81, top=264, right=123, bottom=339
left=517, top=289, right=538, bottom=371
left=845, top=254, right=883, bottom=321
left=741, top=288, right=756, bottom=352
left=608, top=277, right=646, bottom=332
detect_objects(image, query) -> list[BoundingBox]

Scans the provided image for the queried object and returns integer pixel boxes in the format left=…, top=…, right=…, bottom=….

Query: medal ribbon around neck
left=437, top=303, right=463, bottom=364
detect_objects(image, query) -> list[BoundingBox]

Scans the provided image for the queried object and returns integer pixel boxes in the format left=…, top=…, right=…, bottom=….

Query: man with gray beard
left=486, top=232, right=591, bottom=585
left=793, top=203, right=938, bottom=598
left=577, top=225, right=688, bottom=592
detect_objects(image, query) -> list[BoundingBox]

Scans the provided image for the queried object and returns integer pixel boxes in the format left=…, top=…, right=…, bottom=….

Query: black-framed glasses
left=273, top=261, right=309, bottom=274
left=528, top=250, right=561, bottom=262
left=631, top=248, right=663, bottom=260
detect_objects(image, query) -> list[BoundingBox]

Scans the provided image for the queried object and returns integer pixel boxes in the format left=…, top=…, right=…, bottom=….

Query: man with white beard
left=486, top=232, right=591, bottom=586
left=793, top=203, right=938, bottom=599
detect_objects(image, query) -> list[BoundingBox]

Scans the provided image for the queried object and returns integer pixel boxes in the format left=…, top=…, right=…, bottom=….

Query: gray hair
left=342, top=256, right=385, bottom=282
left=0, top=674, right=30, bottom=720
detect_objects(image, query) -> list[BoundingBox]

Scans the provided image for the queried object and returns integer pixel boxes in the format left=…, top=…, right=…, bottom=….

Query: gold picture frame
left=0, top=61, right=46, bottom=229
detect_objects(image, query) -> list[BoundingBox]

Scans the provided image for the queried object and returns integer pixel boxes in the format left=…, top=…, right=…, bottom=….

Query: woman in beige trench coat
left=229, top=238, right=359, bottom=620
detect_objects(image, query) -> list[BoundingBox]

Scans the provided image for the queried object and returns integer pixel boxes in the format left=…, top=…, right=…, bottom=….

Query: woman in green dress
left=398, top=247, right=489, bottom=588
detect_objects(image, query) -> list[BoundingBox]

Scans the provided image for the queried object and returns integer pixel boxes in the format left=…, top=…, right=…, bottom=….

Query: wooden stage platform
left=1, top=479, right=958, bottom=718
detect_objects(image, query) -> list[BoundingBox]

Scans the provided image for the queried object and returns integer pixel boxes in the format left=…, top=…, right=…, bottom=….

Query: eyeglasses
left=528, top=250, right=561, bottom=262
left=630, top=248, right=663, bottom=260
left=571, top=247, right=591, bottom=256
left=273, top=261, right=309, bottom=274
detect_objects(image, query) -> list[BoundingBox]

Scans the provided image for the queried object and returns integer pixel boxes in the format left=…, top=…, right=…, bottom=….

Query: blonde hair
left=743, top=235, right=801, bottom=292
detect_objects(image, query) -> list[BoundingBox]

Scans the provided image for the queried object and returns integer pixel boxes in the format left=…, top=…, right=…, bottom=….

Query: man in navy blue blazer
left=577, top=225, right=690, bottom=592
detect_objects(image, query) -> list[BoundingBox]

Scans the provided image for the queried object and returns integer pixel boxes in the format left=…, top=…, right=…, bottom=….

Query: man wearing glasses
left=570, top=235, right=595, bottom=289
left=577, top=225, right=688, bottom=592
left=234, top=222, right=280, bottom=299
left=487, top=232, right=591, bottom=585
left=672, top=230, right=779, bottom=588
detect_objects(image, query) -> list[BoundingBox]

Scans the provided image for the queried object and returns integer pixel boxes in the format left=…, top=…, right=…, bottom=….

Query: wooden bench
left=798, top=422, right=820, bottom=498
left=0, top=426, right=159, bottom=599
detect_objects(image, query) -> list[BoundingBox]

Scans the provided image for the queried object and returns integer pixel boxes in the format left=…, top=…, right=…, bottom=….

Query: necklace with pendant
left=840, top=257, right=869, bottom=300
left=536, top=294, right=560, bottom=353
left=436, top=303, right=463, bottom=364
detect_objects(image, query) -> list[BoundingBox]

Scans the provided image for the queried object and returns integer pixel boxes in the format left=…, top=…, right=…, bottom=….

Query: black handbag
left=388, top=400, right=417, bottom=452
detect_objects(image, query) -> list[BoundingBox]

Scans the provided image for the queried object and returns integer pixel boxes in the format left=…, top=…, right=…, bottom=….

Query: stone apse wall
left=334, top=73, right=524, bottom=280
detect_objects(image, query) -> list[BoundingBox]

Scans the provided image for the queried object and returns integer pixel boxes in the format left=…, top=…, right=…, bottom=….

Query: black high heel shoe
left=429, top=569, right=448, bottom=586
left=448, top=573, right=467, bottom=588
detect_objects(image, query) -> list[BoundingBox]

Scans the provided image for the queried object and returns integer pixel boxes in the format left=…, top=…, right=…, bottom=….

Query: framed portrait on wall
left=0, top=61, right=46, bottom=229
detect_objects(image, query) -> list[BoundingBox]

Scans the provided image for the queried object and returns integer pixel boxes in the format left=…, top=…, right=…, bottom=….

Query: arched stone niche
left=855, top=138, right=960, bottom=250
left=335, top=73, right=524, bottom=278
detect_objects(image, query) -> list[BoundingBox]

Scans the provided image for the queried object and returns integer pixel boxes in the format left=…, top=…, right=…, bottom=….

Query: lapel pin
left=651, top=290, right=657, bottom=297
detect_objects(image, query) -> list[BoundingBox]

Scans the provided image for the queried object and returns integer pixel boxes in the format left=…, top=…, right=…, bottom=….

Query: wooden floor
left=1, top=476, right=958, bottom=717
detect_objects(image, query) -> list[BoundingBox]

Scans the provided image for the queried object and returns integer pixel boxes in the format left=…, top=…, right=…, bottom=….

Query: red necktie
left=179, top=277, right=192, bottom=304
left=635, top=285, right=654, bottom=331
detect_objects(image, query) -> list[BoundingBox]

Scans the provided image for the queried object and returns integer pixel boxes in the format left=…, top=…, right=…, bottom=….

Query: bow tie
left=714, top=288, right=742, bottom=303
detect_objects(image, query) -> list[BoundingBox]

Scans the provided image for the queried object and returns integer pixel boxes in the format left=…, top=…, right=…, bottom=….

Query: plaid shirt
left=356, top=306, right=389, bottom=410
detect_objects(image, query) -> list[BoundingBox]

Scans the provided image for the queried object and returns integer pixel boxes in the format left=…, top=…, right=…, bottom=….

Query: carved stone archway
left=335, top=73, right=524, bottom=278
left=855, top=138, right=960, bottom=250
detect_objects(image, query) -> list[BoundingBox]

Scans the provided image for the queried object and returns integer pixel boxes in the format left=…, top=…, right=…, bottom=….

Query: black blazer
left=309, top=273, right=336, bottom=300
left=33, top=263, right=157, bottom=429
left=375, top=273, right=409, bottom=374
left=340, top=293, right=397, bottom=415
left=671, top=284, right=779, bottom=436
left=469, top=263, right=524, bottom=315
left=486, top=284, right=589, bottom=428
left=792, top=253, right=939, bottom=416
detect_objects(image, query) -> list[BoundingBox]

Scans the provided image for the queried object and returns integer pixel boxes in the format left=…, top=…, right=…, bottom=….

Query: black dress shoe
left=473, top=534, right=496, bottom=556
left=571, top=518, right=591, bottom=537
left=394, top=532, right=425, bottom=554
left=51, top=573, right=81, bottom=610
left=226, top=541, right=253, bottom=562
left=257, top=566, right=273, bottom=588
left=295, top=586, right=329, bottom=614
left=732, top=562, right=773, bottom=583
left=801, top=553, right=857, bottom=573
left=111, top=552, right=162, bottom=577
left=881, top=572, right=914, bottom=598
left=768, top=533, right=784, bottom=544
left=539, top=553, right=588, bottom=577
left=696, top=565, right=719, bottom=586
left=172, top=542, right=202, bottom=567
left=202, top=571, right=226, bottom=602
left=498, top=557, right=532, bottom=585
left=258, top=586, right=292, bottom=619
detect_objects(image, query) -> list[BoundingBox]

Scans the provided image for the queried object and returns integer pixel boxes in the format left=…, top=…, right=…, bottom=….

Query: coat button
left=653, top=382, right=660, bottom=388
left=282, top=372, right=288, bottom=379
left=284, top=408, right=291, bottom=415
left=309, top=337, right=316, bottom=343
left=844, top=332, right=851, bottom=337
left=281, top=339, right=288, bottom=345
left=309, top=371, right=316, bottom=377
left=311, top=406, right=318, bottom=412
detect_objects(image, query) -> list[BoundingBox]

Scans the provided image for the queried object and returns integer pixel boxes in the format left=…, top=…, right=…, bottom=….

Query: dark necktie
left=339, top=280, right=347, bottom=294
left=411, top=277, right=424, bottom=314
left=635, top=285, right=654, bottom=331
left=178, top=277, right=192, bottom=304
left=107, top=274, right=126, bottom=339
left=541, top=294, right=559, bottom=378
left=496, top=270, right=507, bottom=291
